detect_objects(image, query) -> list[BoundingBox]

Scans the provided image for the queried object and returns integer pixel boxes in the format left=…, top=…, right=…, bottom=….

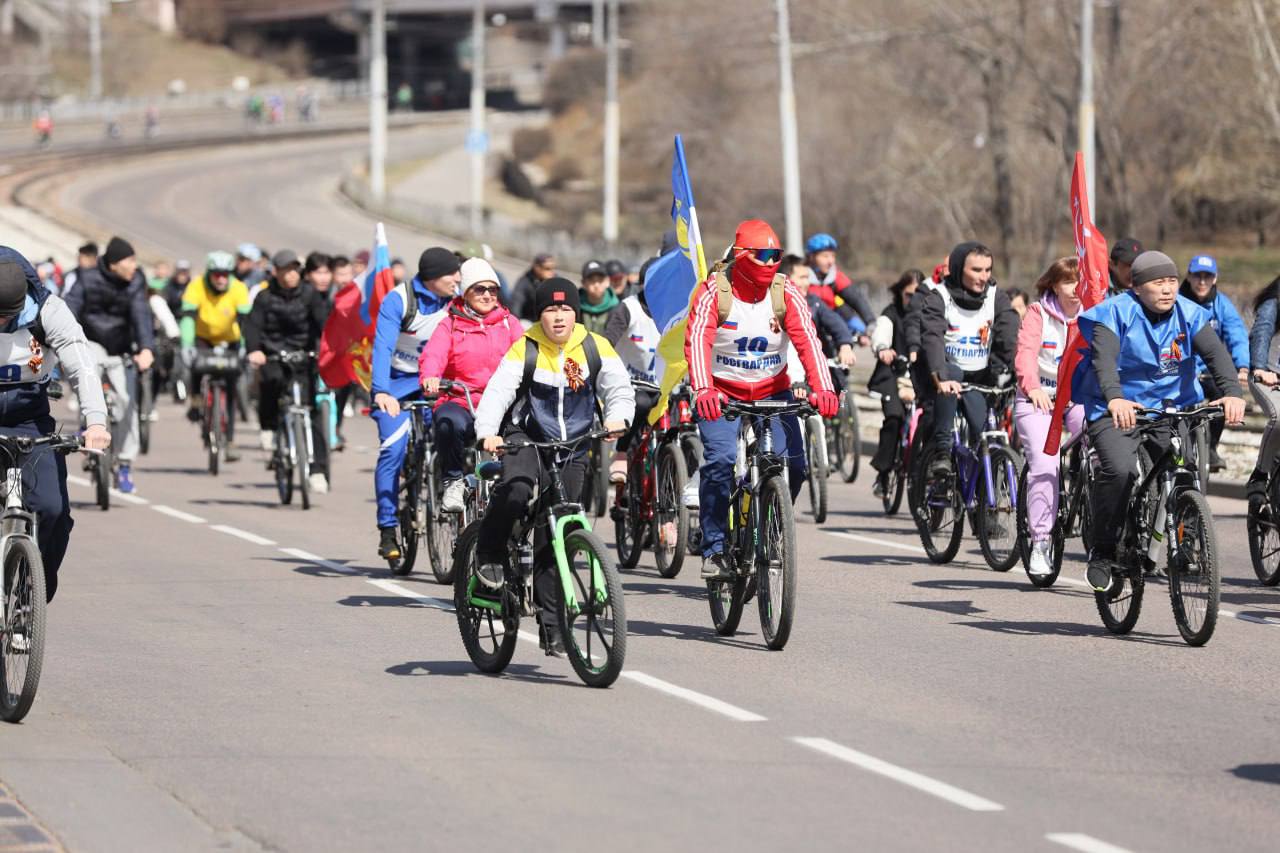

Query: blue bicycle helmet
left=805, top=232, right=838, bottom=255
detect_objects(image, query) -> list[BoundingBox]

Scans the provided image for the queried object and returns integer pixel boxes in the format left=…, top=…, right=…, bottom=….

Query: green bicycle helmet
left=205, top=250, right=235, bottom=274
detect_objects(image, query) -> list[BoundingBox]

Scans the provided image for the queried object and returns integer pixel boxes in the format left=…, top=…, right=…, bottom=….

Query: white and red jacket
left=685, top=273, right=834, bottom=400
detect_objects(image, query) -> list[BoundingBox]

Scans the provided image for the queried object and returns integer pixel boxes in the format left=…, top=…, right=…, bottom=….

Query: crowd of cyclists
left=8, top=216, right=1280, bottom=692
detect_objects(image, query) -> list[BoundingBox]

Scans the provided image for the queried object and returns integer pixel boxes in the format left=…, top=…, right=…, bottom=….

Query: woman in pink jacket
left=420, top=257, right=524, bottom=512
left=1013, top=257, right=1084, bottom=578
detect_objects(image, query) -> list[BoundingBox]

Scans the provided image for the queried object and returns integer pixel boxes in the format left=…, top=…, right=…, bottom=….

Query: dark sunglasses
left=736, top=247, right=782, bottom=264
left=467, top=285, right=501, bottom=296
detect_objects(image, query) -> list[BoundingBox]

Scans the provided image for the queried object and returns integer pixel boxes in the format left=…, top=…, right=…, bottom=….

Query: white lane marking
left=67, top=475, right=91, bottom=487
left=622, top=671, right=768, bottom=722
left=210, top=525, right=276, bottom=546
left=1046, top=833, right=1134, bottom=853
left=110, top=489, right=149, bottom=505
left=151, top=505, right=206, bottom=524
left=791, top=737, right=1004, bottom=812
left=826, top=529, right=927, bottom=555
left=366, top=578, right=453, bottom=610
left=278, top=547, right=359, bottom=575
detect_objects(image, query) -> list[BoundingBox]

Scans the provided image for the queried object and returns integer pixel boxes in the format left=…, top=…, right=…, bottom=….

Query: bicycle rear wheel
left=613, top=469, right=644, bottom=570
left=1016, top=465, right=1063, bottom=588
left=206, top=386, right=222, bottom=476
left=1, top=538, right=46, bottom=723
left=912, top=445, right=964, bottom=563
left=395, top=459, right=422, bottom=577
left=294, top=416, right=312, bottom=510
left=593, top=443, right=610, bottom=518
left=837, top=394, right=860, bottom=482
left=274, top=423, right=293, bottom=506
left=1168, top=489, right=1220, bottom=646
left=139, top=375, right=153, bottom=456
left=757, top=475, right=798, bottom=650
left=95, top=450, right=111, bottom=510
left=427, top=471, right=459, bottom=584
left=454, top=522, right=518, bottom=673
left=653, top=443, right=688, bottom=578
left=805, top=418, right=828, bottom=524
left=1248, top=476, right=1280, bottom=585
left=977, top=446, right=1023, bottom=572
left=558, top=528, right=627, bottom=688
left=1095, top=564, right=1144, bottom=635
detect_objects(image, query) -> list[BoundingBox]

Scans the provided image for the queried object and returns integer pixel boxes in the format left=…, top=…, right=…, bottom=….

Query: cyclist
left=0, top=248, right=111, bottom=602
left=419, top=257, right=522, bottom=512
left=778, top=255, right=855, bottom=377
left=472, top=277, right=634, bottom=654
left=1013, top=257, right=1084, bottom=577
left=243, top=249, right=331, bottom=492
left=1179, top=254, right=1249, bottom=471
left=1248, top=275, right=1280, bottom=514
left=579, top=259, right=619, bottom=337
left=917, top=241, right=1019, bottom=474
left=803, top=232, right=876, bottom=343
left=304, top=252, right=334, bottom=306
left=64, top=236, right=155, bottom=494
left=235, top=244, right=267, bottom=288
left=868, top=270, right=922, bottom=496
left=686, top=219, right=839, bottom=580
left=60, top=242, right=98, bottom=297
left=180, top=251, right=251, bottom=459
left=371, top=247, right=460, bottom=561
left=146, top=271, right=181, bottom=418
left=606, top=259, right=632, bottom=300
left=509, top=253, right=556, bottom=324
left=603, top=270, right=662, bottom=483
left=1072, top=251, right=1245, bottom=593
left=1108, top=237, right=1143, bottom=296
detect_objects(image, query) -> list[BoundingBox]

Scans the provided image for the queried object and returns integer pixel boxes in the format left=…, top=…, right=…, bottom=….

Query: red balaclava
left=729, top=219, right=781, bottom=300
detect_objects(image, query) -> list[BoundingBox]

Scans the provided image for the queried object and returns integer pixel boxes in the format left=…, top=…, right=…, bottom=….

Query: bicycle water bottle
left=516, top=544, right=534, bottom=578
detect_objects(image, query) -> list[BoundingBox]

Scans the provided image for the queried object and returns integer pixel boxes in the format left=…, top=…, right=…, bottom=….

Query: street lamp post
left=602, top=0, right=620, bottom=245
left=88, top=0, right=102, bottom=100
left=775, top=0, right=802, bottom=254
left=469, top=2, right=487, bottom=237
left=1079, top=0, right=1096, bottom=207
left=370, top=0, right=388, bottom=204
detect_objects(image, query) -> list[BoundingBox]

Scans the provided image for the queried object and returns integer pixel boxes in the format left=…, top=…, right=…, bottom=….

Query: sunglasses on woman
left=468, top=285, right=501, bottom=296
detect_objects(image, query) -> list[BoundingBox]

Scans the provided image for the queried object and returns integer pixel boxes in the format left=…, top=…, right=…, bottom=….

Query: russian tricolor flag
left=722, top=319, right=739, bottom=330
left=319, top=222, right=398, bottom=389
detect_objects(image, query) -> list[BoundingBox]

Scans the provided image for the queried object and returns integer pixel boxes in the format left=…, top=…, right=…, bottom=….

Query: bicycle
left=0, top=433, right=84, bottom=723
left=1092, top=405, right=1223, bottom=646
left=873, top=356, right=919, bottom=516
left=667, top=382, right=704, bottom=557
left=1016, top=425, right=1094, bottom=589
left=827, top=360, right=861, bottom=483
left=911, top=384, right=1024, bottom=570
left=800, top=392, right=830, bottom=524
left=706, top=399, right=811, bottom=651
left=425, top=382, right=485, bottom=585
left=453, top=429, right=627, bottom=687
left=194, top=345, right=240, bottom=476
left=83, top=364, right=124, bottom=511
left=612, top=380, right=692, bottom=578
left=138, top=366, right=153, bottom=456
left=1247, top=382, right=1280, bottom=585
left=268, top=351, right=319, bottom=510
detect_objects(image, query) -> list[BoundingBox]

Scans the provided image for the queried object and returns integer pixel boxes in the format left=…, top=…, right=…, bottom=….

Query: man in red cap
left=685, top=219, right=841, bottom=579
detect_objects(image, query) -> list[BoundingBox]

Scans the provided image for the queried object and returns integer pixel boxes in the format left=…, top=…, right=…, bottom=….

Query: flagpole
left=1079, top=0, right=1096, bottom=210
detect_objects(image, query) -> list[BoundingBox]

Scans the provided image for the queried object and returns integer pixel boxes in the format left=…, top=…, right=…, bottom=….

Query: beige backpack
left=712, top=260, right=788, bottom=325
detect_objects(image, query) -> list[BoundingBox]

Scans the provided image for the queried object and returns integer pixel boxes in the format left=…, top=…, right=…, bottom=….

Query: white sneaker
left=308, top=473, right=329, bottom=494
left=683, top=473, right=700, bottom=509
left=440, top=478, right=467, bottom=513
left=1028, top=540, right=1053, bottom=576
left=259, top=430, right=274, bottom=452
left=8, top=631, right=29, bottom=653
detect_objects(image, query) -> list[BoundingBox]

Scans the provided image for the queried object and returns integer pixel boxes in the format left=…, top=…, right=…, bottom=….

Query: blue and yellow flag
left=645, top=135, right=708, bottom=423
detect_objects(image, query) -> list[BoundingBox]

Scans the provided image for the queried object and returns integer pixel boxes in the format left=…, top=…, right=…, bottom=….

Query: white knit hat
left=460, top=257, right=499, bottom=291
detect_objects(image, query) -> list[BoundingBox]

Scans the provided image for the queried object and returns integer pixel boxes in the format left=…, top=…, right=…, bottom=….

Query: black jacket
left=64, top=259, right=155, bottom=356
left=243, top=279, right=329, bottom=355
left=508, top=269, right=540, bottom=324
left=806, top=292, right=852, bottom=357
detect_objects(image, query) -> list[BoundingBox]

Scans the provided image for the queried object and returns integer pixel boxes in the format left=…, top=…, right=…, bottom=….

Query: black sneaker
left=1087, top=547, right=1115, bottom=593
left=538, top=620, right=566, bottom=657
left=186, top=407, right=202, bottom=424
left=928, top=453, right=952, bottom=480
left=700, top=552, right=733, bottom=581
left=378, top=527, right=401, bottom=561
left=476, top=562, right=505, bottom=590
left=872, top=471, right=888, bottom=498
left=1209, top=449, right=1224, bottom=473
left=1247, top=476, right=1269, bottom=520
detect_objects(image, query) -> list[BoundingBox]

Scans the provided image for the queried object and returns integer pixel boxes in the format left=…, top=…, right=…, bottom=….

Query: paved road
left=0, top=137, right=1276, bottom=852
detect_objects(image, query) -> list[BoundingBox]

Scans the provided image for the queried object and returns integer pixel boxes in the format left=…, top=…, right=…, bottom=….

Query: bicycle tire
left=1016, top=465, right=1063, bottom=589
left=653, top=442, right=689, bottom=579
left=207, top=387, right=222, bottom=477
left=1095, top=567, right=1145, bottom=635
left=1248, top=483, right=1280, bottom=586
left=1194, top=421, right=1211, bottom=493
left=427, top=463, right=458, bottom=584
left=614, top=468, right=644, bottom=570
left=593, top=442, right=610, bottom=518
left=1, top=538, right=46, bottom=723
left=806, top=418, right=828, bottom=524
left=912, top=445, right=964, bottom=563
left=757, top=475, right=798, bottom=650
left=138, top=377, right=152, bottom=456
left=838, top=394, right=860, bottom=483
left=558, top=528, right=627, bottom=687
left=95, top=450, right=110, bottom=511
left=274, top=423, right=292, bottom=506
left=977, top=446, right=1023, bottom=572
left=294, top=416, right=311, bottom=511
left=453, top=522, right=517, bottom=673
left=1168, top=489, right=1220, bottom=646
left=883, top=460, right=906, bottom=516
left=683, top=435, right=703, bottom=557
left=395, top=456, right=422, bottom=577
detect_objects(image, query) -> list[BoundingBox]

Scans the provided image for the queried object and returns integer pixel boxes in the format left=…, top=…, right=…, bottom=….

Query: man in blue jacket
left=1072, top=251, right=1245, bottom=593
left=1179, top=254, right=1249, bottom=471
left=370, top=247, right=460, bottom=561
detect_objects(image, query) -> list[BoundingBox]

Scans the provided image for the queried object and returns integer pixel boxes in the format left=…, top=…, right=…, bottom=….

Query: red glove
left=694, top=388, right=726, bottom=421
left=810, top=390, right=840, bottom=419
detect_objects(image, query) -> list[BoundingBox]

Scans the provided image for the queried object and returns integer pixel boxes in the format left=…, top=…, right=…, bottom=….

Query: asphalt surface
left=0, top=134, right=1276, bottom=853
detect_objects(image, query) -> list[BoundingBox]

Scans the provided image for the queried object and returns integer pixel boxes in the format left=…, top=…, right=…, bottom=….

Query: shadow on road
left=386, top=659, right=570, bottom=685
left=136, top=466, right=209, bottom=475
left=190, top=497, right=282, bottom=509
left=913, top=578, right=1044, bottom=593
left=955, top=619, right=1184, bottom=644
left=625, top=618, right=762, bottom=651
left=338, top=594, right=442, bottom=608
left=622, top=581, right=705, bottom=603
left=897, top=599, right=986, bottom=616
left=1229, top=763, right=1280, bottom=785
left=824, top=553, right=918, bottom=567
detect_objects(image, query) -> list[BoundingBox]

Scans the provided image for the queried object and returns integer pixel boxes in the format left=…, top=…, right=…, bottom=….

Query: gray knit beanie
left=1130, top=251, right=1179, bottom=287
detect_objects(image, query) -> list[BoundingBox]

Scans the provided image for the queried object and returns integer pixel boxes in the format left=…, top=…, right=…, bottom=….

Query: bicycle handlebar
left=958, top=382, right=1016, bottom=397
left=723, top=399, right=815, bottom=420
left=631, top=379, right=662, bottom=394
left=265, top=350, right=316, bottom=364
left=0, top=433, right=84, bottom=455
left=1134, top=404, right=1225, bottom=423
left=422, top=379, right=478, bottom=414
left=501, top=428, right=616, bottom=452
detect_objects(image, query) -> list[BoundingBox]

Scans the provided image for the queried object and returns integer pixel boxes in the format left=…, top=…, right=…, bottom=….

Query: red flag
left=318, top=223, right=397, bottom=389
left=1044, top=152, right=1109, bottom=455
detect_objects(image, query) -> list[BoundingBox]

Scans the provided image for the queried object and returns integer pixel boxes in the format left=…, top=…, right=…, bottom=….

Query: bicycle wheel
left=1016, top=465, right=1063, bottom=588
left=1168, top=489, right=1220, bottom=646
left=138, top=376, right=152, bottom=456
left=911, top=445, right=964, bottom=563
left=977, top=446, right=1023, bottom=572
left=395, top=457, right=422, bottom=577
left=274, top=423, right=292, bottom=506
left=1, top=538, right=46, bottom=723
left=805, top=418, right=828, bottom=524
left=558, top=528, right=627, bottom=688
left=614, top=469, right=644, bottom=570
left=837, top=393, right=860, bottom=482
left=1194, top=422, right=1211, bottom=493
left=1095, top=564, right=1145, bottom=635
left=683, top=435, right=703, bottom=557
left=1248, top=482, right=1280, bottom=586
left=453, top=522, right=518, bottom=673
left=883, top=456, right=906, bottom=516
left=206, top=386, right=222, bottom=476
left=593, top=443, right=610, bottom=518
left=653, top=443, right=689, bottom=579
left=294, top=416, right=312, bottom=511
left=427, top=466, right=458, bottom=584
left=757, top=475, right=798, bottom=650
left=95, top=450, right=110, bottom=510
